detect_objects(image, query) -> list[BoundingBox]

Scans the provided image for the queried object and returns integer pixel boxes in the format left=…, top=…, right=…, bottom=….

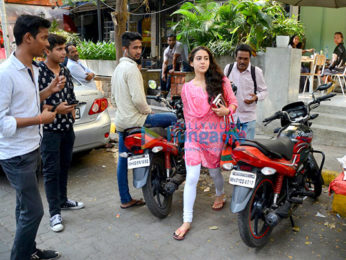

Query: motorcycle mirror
left=148, top=80, right=157, bottom=89
left=315, top=82, right=333, bottom=92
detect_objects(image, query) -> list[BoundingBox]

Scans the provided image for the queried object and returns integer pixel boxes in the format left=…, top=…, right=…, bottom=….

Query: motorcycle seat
left=124, top=127, right=142, bottom=136
left=124, top=127, right=167, bottom=139
left=240, top=136, right=294, bottom=160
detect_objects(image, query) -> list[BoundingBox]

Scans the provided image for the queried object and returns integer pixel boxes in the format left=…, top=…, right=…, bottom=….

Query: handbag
left=220, top=114, right=246, bottom=167
left=219, top=89, right=246, bottom=167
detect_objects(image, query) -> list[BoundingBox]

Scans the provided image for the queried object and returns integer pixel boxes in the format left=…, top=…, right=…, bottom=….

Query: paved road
left=0, top=148, right=345, bottom=260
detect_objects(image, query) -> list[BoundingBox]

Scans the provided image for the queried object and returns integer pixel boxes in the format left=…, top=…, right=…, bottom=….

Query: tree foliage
left=172, top=0, right=304, bottom=56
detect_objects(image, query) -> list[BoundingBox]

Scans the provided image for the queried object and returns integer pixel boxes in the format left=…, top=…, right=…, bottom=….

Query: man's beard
left=128, top=53, right=141, bottom=62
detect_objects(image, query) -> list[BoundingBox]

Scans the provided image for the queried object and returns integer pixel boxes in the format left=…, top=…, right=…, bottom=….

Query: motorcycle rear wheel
left=142, top=155, right=172, bottom=218
left=305, top=174, right=322, bottom=199
left=238, top=176, right=274, bottom=247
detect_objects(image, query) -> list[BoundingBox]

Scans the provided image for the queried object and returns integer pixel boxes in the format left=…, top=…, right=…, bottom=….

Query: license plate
left=75, top=108, right=80, bottom=119
left=229, top=170, right=257, bottom=188
left=128, top=154, right=150, bottom=169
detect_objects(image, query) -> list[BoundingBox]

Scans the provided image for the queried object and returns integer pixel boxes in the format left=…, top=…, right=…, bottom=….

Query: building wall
left=300, top=7, right=346, bottom=58
left=5, top=0, right=63, bottom=6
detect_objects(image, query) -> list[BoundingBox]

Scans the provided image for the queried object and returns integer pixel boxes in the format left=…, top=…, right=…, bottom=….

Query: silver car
left=72, top=78, right=111, bottom=153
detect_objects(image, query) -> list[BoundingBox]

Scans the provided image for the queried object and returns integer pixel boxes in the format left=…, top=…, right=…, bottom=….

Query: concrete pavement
left=0, top=148, right=345, bottom=260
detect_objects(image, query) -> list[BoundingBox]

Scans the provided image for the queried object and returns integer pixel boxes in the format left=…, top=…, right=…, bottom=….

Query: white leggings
left=183, top=164, right=224, bottom=223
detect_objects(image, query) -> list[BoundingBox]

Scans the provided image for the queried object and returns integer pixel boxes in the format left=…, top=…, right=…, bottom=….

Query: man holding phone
left=39, top=34, right=84, bottom=233
left=0, top=15, right=64, bottom=260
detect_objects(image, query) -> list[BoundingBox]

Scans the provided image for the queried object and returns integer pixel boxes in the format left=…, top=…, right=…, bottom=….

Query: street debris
left=292, top=226, right=300, bottom=232
left=209, top=226, right=219, bottom=230
left=315, top=212, right=326, bottom=218
left=324, top=221, right=336, bottom=229
left=102, top=165, right=106, bottom=168
left=204, top=187, right=210, bottom=192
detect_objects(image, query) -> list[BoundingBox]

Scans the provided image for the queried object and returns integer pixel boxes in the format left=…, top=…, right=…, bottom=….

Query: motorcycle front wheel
left=238, top=176, right=274, bottom=247
left=142, top=155, right=172, bottom=218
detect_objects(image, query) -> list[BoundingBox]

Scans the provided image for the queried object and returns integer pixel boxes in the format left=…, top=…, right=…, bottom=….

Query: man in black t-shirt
left=39, top=34, right=84, bottom=233
left=324, top=32, right=346, bottom=75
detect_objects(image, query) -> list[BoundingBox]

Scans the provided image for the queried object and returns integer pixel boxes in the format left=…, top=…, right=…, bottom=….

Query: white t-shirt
left=163, top=41, right=188, bottom=65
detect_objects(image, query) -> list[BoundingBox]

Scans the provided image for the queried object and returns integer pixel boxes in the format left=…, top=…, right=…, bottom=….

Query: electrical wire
left=100, top=0, right=188, bottom=15
left=68, top=0, right=188, bottom=16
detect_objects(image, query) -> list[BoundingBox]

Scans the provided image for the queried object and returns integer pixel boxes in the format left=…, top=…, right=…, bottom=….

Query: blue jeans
left=160, top=64, right=176, bottom=92
left=237, top=119, right=256, bottom=140
left=116, top=113, right=177, bottom=204
left=144, top=113, right=177, bottom=128
left=41, top=129, right=75, bottom=217
left=0, top=149, right=43, bottom=260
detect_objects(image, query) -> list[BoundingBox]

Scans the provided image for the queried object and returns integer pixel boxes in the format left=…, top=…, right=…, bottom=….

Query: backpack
left=226, top=62, right=257, bottom=95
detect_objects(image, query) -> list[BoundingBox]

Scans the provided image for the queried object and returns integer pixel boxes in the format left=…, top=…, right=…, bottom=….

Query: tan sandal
left=212, top=198, right=226, bottom=211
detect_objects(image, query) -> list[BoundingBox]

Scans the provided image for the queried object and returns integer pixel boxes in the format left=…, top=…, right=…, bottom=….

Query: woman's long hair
left=188, top=46, right=225, bottom=104
left=289, top=35, right=302, bottom=49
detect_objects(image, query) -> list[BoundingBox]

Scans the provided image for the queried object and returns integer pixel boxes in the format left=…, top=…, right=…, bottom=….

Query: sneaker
left=50, top=214, right=64, bottom=232
left=31, top=248, right=61, bottom=260
left=61, top=199, right=84, bottom=210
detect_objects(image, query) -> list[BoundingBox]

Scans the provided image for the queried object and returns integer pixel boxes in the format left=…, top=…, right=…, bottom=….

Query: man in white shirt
left=66, top=43, right=97, bottom=89
left=0, top=15, right=64, bottom=260
left=224, top=44, right=268, bottom=140
left=161, top=34, right=190, bottom=96
left=111, top=32, right=176, bottom=209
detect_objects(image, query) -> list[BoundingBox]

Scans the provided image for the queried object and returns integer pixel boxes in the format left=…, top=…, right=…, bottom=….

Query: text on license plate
left=128, top=154, right=150, bottom=169
left=75, top=108, right=80, bottom=119
left=229, top=170, right=257, bottom=188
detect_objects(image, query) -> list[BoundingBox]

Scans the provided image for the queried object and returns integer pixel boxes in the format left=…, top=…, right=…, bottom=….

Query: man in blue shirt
left=66, top=43, right=97, bottom=89
left=0, top=15, right=64, bottom=260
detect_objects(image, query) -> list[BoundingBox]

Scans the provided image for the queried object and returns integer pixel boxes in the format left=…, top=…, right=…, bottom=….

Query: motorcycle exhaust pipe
left=265, top=201, right=291, bottom=227
left=164, top=174, right=185, bottom=195
left=265, top=212, right=281, bottom=227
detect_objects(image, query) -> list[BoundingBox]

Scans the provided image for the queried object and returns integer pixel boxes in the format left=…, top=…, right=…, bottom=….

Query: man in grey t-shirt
left=160, top=34, right=190, bottom=96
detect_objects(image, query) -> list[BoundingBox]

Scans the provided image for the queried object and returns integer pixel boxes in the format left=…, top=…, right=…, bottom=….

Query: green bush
left=172, top=0, right=305, bottom=56
left=77, top=41, right=116, bottom=60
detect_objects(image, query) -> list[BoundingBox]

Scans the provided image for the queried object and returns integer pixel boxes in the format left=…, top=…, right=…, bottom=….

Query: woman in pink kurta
left=173, top=47, right=237, bottom=240
left=182, top=77, right=237, bottom=168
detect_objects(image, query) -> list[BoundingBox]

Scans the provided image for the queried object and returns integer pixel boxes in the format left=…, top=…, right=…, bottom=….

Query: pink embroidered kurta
left=181, top=77, right=238, bottom=168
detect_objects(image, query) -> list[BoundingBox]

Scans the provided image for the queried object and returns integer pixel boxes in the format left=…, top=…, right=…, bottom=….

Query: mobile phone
left=212, top=94, right=225, bottom=108
left=68, top=100, right=79, bottom=105
left=51, top=103, right=60, bottom=112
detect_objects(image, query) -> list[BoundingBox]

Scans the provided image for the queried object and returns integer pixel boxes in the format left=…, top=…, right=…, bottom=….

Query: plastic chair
left=301, top=54, right=327, bottom=93
left=331, top=65, right=346, bottom=96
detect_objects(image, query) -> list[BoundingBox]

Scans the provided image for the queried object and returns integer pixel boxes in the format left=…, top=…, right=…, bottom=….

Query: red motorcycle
left=226, top=83, right=335, bottom=247
left=121, top=95, right=186, bottom=218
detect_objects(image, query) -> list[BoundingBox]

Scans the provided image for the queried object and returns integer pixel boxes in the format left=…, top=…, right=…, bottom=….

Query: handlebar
left=316, top=93, right=336, bottom=102
left=263, top=111, right=283, bottom=124
left=146, top=95, right=161, bottom=102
